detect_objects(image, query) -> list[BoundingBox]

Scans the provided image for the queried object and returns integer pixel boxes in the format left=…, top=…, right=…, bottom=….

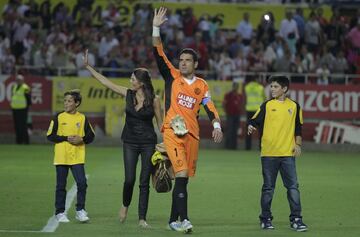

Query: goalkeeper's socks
left=174, top=177, right=189, bottom=221
left=169, top=189, right=179, bottom=223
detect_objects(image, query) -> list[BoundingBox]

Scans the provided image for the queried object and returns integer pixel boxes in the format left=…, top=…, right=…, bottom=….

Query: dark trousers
left=225, top=115, right=240, bottom=149
left=55, top=164, right=87, bottom=214
left=260, top=157, right=302, bottom=221
left=122, top=142, right=155, bottom=220
left=12, top=108, right=29, bottom=144
left=245, top=111, right=255, bottom=150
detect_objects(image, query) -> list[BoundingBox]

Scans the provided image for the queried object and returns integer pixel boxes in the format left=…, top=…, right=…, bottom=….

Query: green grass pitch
left=0, top=144, right=359, bottom=237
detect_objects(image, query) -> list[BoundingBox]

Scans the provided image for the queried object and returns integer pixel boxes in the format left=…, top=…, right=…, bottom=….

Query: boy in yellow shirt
left=47, top=90, right=95, bottom=223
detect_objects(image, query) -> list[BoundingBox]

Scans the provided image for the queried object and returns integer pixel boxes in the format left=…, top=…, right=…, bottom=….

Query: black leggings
left=122, top=142, right=155, bottom=220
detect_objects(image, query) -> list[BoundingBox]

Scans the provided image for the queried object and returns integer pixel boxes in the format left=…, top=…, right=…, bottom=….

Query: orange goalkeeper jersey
left=153, top=43, right=220, bottom=139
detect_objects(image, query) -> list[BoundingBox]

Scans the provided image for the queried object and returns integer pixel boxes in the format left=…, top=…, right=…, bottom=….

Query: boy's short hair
left=179, top=48, right=198, bottom=62
left=269, top=75, right=290, bottom=92
left=64, top=89, right=82, bottom=107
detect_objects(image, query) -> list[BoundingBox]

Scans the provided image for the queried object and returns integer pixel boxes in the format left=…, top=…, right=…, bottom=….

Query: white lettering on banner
left=31, top=83, right=42, bottom=104
left=0, top=81, right=16, bottom=102
left=290, top=90, right=360, bottom=113
left=177, top=93, right=196, bottom=109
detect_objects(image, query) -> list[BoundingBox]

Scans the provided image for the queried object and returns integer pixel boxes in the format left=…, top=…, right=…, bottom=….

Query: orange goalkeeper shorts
left=163, top=128, right=199, bottom=177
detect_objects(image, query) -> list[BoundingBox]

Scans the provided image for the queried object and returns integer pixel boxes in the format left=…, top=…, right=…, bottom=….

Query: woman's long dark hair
left=133, top=68, right=155, bottom=107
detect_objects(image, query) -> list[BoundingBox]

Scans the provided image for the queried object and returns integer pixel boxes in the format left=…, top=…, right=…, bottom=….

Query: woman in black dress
left=83, top=50, right=162, bottom=228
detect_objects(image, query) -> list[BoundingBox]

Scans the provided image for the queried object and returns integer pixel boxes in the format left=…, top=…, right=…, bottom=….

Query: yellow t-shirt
left=47, top=111, right=95, bottom=165
left=250, top=98, right=303, bottom=157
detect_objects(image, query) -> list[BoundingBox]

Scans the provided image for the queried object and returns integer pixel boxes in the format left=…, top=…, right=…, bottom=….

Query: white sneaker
left=181, top=219, right=193, bottom=233
left=76, top=209, right=90, bottom=222
left=167, top=221, right=182, bottom=231
left=55, top=213, right=70, bottom=223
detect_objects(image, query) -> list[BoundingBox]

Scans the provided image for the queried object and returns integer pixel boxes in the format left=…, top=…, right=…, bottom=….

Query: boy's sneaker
left=168, top=221, right=182, bottom=231
left=76, top=209, right=90, bottom=222
left=181, top=219, right=193, bottom=234
left=55, top=213, right=70, bottom=223
left=260, top=218, right=274, bottom=230
left=290, top=218, right=308, bottom=232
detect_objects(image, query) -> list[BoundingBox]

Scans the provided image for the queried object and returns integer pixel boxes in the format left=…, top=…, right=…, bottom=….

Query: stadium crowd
left=0, top=0, right=359, bottom=84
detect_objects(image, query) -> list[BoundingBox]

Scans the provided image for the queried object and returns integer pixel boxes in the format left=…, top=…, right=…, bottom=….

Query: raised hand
left=153, top=7, right=168, bottom=27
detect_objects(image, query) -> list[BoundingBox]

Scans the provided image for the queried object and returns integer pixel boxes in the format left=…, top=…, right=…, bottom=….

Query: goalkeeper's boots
left=181, top=219, right=193, bottom=234
left=168, top=221, right=182, bottom=231
left=290, top=218, right=308, bottom=232
left=76, top=209, right=90, bottom=222
left=260, top=218, right=274, bottom=230
left=55, top=212, right=70, bottom=223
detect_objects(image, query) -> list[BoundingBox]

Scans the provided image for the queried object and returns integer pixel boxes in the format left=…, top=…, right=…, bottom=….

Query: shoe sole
left=291, top=228, right=307, bottom=232
left=76, top=217, right=89, bottom=223
left=183, top=227, right=193, bottom=234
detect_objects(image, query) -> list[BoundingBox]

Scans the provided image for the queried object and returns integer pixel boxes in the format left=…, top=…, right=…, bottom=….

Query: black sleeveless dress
left=121, top=89, right=157, bottom=144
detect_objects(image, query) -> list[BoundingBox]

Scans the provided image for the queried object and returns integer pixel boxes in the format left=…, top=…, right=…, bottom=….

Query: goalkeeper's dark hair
left=269, top=75, right=290, bottom=93
left=64, top=89, right=82, bottom=107
left=179, top=48, right=198, bottom=62
left=133, top=68, right=155, bottom=107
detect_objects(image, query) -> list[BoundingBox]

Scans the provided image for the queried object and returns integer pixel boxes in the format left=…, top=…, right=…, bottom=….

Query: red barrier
left=0, top=75, right=52, bottom=111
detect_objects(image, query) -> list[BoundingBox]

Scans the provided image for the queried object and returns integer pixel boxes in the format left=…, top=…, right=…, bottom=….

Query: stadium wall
left=1, top=75, right=359, bottom=142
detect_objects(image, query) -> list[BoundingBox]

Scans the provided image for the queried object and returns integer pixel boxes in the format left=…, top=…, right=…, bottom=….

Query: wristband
left=296, top=143, right=302, bottom=147
left=152, top=26, right=160, bottom=37
left=213, top=122, right=221, bottom=129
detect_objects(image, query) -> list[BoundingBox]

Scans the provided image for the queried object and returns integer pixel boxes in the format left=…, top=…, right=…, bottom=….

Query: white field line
left=0, top=175, right=89, bottom=233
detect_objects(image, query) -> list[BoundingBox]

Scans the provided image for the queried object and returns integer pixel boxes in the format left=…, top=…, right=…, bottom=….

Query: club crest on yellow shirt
left=76, top=122, right=81, bottom=128
left=288, top=108, right=293, bottom=115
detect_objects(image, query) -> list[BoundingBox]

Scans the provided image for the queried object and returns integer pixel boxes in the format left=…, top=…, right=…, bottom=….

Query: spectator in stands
left=186, top=32, right=209, bottom=70
left=12, top=17, right=31, bottom=60
left=46, top=24, right=67, bottom=45
left=101, top=2, right=120, bottom=29
left=232, top=50, right=249, bottom=82
left=293, top=8, right=305, bottom=45
left=256, top=12, right=276, bottom=46
left=24, top=0, right=41, bottom=30
left=97, top=29, right=119, bottom=66
left=324, top=16, right=346, bottom=54
left=198, top=14, right=211, bottom=43
left=316, top=7, right=328, bottom=30
left=217, top=51, right=234, bottom=80
left=33, top=44, right=51, bottom=75
left=318, top=45, right=335, bottom=72
left=182, top=7, right=198, bottom=44
left=236, top=12, right=253, bottom=46
left=0, top=47, right=16, bottom=74
left=51, top=41, right=74, bottom=75
left=300, top=45, right=315, bottom=73
left=316, top=63, right=330, bottom=85
left=229, top=35, right=244, bottom=59
left=39, top=0, right=52, bottom=31
left=0, top=31, right=10, bottom=60
left=223, top=82, right=243, bottom=149
left=305, top=11, right=321, bottom=55
left=347, top=18, right=360, bottom=50
left=279, top=10, right=299, bottom=55
left=274, top=48, right=293, bottom=73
